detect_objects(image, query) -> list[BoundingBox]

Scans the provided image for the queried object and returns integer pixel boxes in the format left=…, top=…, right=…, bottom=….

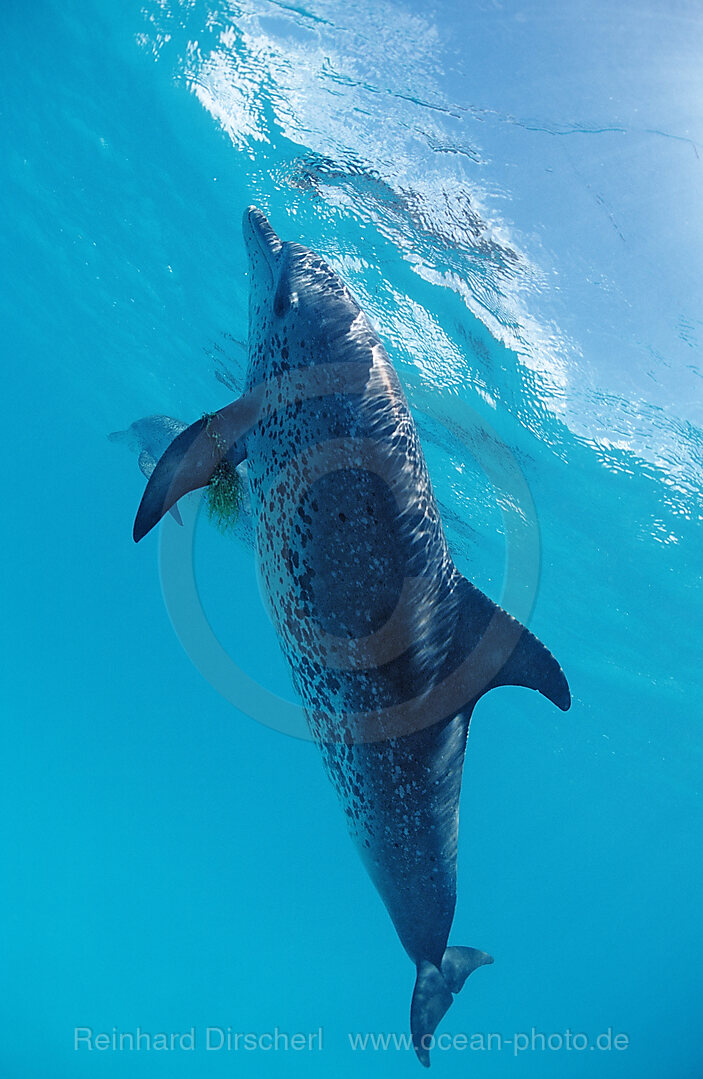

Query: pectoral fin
left=139, top=449, right=182, bottom=523
left=133, top=391, right=260, bottom=542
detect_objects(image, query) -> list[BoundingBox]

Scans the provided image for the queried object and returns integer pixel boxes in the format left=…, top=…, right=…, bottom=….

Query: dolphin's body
left=133, top=208, right=570, bottom=1066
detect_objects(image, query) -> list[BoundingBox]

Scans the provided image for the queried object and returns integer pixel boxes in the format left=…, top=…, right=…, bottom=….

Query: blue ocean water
left=2, top=1, right=702, bottom=1076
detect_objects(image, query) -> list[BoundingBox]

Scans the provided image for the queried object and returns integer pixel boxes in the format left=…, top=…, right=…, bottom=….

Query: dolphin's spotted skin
left=133, top=208, right=570, bottom=1066
left=242, top=221, right=472, bottom=969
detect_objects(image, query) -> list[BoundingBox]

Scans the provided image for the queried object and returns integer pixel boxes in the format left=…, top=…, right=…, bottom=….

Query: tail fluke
left=411, top=961, right=452, bottom=1068
left=441, top=946, right=493, bottom=993
left=411, top=947, right=493, bottom=1067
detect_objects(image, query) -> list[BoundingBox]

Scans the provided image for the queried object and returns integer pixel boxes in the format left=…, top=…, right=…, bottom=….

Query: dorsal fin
left=451, top=574, right=571, bottom=712
left=490, top=610, right=571, bottom=710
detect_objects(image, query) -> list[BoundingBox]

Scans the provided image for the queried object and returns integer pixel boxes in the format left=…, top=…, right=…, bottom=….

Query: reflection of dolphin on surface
left=111, top=415, right=253, bottom=543
left=131, top=208, right=570, bottom=1067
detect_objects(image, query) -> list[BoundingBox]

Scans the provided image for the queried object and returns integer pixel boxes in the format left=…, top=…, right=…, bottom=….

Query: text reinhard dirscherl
left=73, top=1026, right=629, bottom=1056
left=73, top=1028, right=323, bottom=1053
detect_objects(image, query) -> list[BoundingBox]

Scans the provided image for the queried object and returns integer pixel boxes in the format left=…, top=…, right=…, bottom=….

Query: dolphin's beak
left=243, top=206, right=282, bottom=274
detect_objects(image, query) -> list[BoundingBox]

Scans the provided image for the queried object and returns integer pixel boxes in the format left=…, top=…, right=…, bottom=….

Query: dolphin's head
left=243, top=207, right=366, bottom=384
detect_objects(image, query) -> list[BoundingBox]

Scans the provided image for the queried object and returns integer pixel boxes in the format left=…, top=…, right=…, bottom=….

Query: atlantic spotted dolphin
left=133, top=208, right=570, bottom=1066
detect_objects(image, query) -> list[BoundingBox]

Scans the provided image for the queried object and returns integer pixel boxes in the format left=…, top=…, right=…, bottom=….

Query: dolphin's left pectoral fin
left=454, top=576, right=571, bottom=712
left=136, top=451, right=183, bottom=525
left=133, top=392, right=260, bottom=542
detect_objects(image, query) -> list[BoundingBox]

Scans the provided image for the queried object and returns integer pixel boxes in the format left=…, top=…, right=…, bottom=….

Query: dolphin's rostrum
left=133, top=207, right=570, bottom=1066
